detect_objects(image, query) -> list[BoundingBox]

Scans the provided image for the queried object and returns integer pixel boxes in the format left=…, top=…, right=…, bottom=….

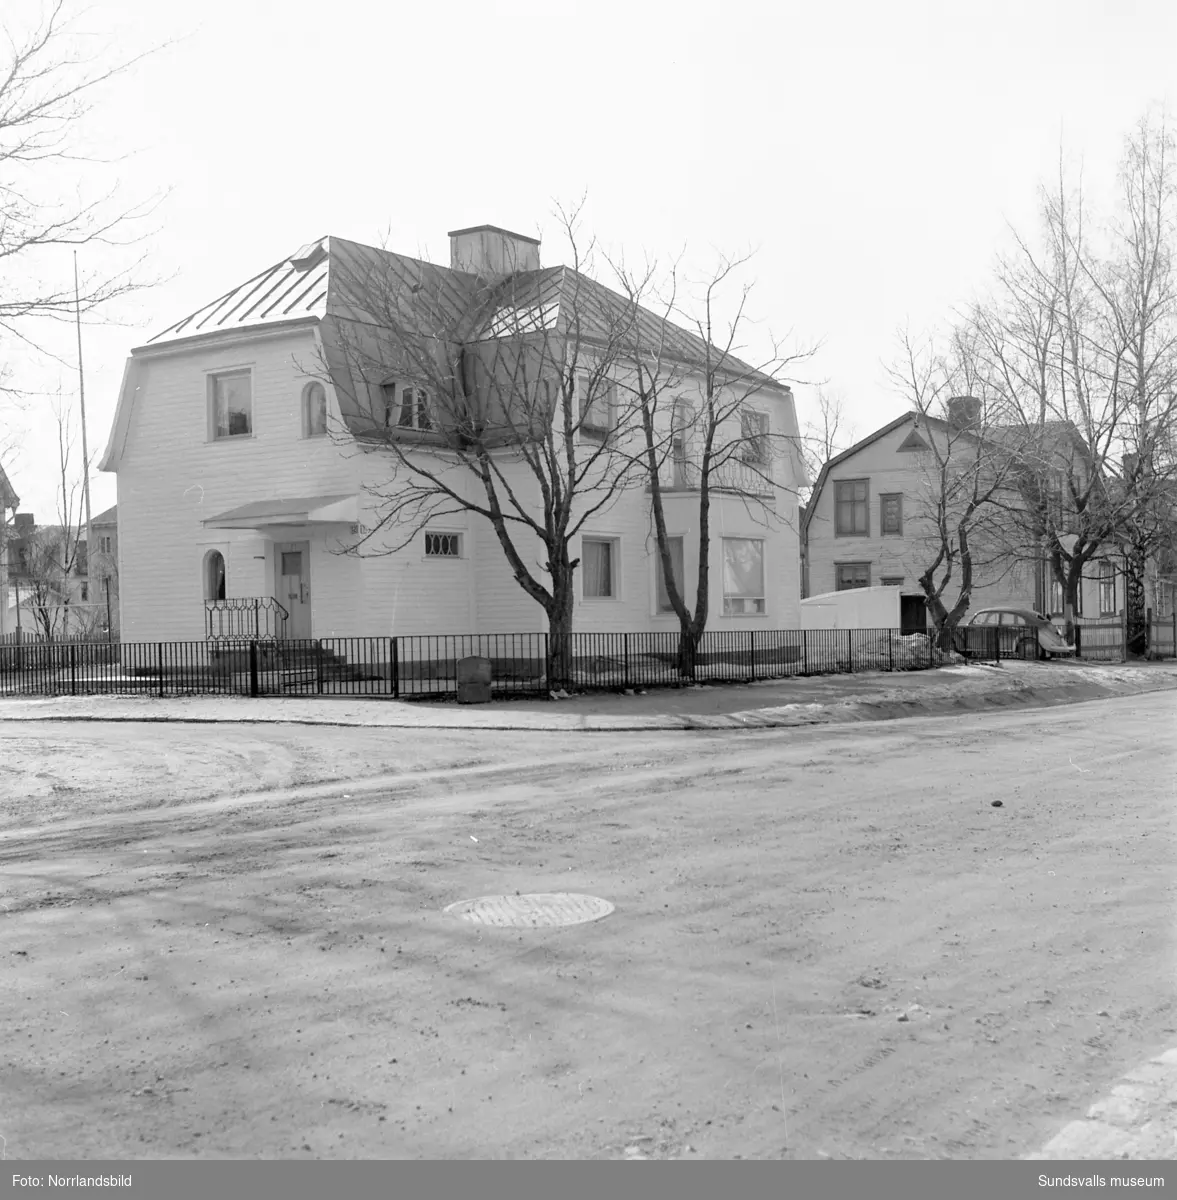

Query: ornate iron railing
left=204, top=597, right=289, bottom=641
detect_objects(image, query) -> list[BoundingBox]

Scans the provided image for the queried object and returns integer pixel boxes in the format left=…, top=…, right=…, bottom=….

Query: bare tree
left=317, top=204, right=654, bottom=689
left=971, top=111, right=1177, bottom=646
left=15, top=397, right=88, bottom=637
left=888, top=329, right=1026, bottom=647
left=621, top=252, right=813, bottom=679
left=1, top=0, right=163, bottom=384
left=798, top=386, right=856, bottom=504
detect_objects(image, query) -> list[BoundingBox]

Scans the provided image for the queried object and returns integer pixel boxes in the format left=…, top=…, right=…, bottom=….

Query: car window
left=1001, top=613, right=1027, bottom=626
left=972, top=612, right=993, bottom=625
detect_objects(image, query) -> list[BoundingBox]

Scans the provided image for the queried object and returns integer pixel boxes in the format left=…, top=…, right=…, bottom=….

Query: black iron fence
left=0, top=626, right=978, bottom=701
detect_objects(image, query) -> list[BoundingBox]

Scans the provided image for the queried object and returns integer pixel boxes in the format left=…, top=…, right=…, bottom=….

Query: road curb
left=0, top=672, right=1172, bottom=732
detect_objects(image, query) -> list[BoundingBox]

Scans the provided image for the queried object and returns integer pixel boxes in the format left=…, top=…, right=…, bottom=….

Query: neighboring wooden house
left=99, top=225, right=805, bottom=646
left=802, top=403, right=1105, bottom=625
left=90, top=504, right=120, bottom=637
left=4, top=512, right=101, bottom=639
left=0, top=464, right=20, bottom=637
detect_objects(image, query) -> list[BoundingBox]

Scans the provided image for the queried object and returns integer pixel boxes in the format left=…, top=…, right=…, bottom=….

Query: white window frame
left=98, top=535, right=113, bottom=554
left=208, top=367, right=254, bottom=441
left=581, top=535, right=620, bottom=601
left=1099, top=562, right=1116, bottom=615
left=739, top=409, right=770, bottom=465
left=879, top=493, right=903, bottom=535
left=836, top=561, right=871, bottom=591
left=579, top=374, right=615, bottom=440
left=303, top=381, right=329, bottom=438
left=722, top=537, right=766, bottom=616
left=835, top=478, right=869, bottom=536
left=379, top=382, right=433, bottom=431
left=655, top=535, right=685, bottom=614
left=423, top=531, right=463, bottom=559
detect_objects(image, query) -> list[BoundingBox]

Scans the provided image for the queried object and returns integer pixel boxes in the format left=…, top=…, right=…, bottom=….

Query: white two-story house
left=99, top=224, right=805, bottom=650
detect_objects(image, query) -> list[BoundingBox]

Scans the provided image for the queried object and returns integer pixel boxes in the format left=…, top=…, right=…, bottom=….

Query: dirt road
left=1, top=693, right=1174, bottom=1159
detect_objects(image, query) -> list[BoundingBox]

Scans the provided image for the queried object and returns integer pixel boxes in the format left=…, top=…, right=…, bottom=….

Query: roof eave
left=132, top=314, right=321, bottom=357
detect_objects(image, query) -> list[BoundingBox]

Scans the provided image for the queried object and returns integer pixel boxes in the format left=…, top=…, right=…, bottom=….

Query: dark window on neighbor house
left=80, top=583, right=89, bottom=602
left=210, top=370, right=252, bottom=438
left=835, top=479, right=869, bottom=536
left=836, top=562, right=870, bottom=591
left=880, top=493, right=903, bottom=535
left=424, top=532, right=461, bottom=558
left=740, top=410, right=769, bottom=464
left=656, top=536, right=684, bottom=613
left=99, top=535, right=113, bottom=554
left=1099, top=562, right=1116, bottom=614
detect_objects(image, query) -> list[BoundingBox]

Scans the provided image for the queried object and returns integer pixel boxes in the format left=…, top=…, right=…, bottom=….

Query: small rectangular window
left=836, top=562, right=870, bottom=591
left=835, top=479, right=869, bottom=536
left=880, top=575, right=904, bottom=586
left=424, top=532, right=461, bottom=558
left=582, top=537, right=615, bottom=598
left=210, top=370, right=252, bottom=439
left=722, top=538, right=765, bottom=615
left=880, top=493, right=903, bottom=535
left=280, top=551, right=303, bottom=576
left=656, top=536, right=684, bottom=612
left=1099, top=562, right=1116, bottom=615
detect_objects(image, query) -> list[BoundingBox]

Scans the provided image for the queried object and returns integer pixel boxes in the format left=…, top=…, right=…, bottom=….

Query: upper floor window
left=671, top=400, right=693, bottom=487
left=304, top=382, right=328, bottom=437
left=739, top=410, right=769, bottom=464
left=98, top=535, right=113, bottom=554
left=835, top=479, right=869, bottom=536
left=579, top=375, right=614, bottom=440
left=210, top=370, right=252, bottom=439
left=381, top=382, right=432, bottom=431
left=880, top=493, right=903, bottom=535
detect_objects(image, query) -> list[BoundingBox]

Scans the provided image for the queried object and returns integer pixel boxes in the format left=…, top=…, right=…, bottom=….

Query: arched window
left=204, top=550, right=226, bottom=601
left=304, top=382, right=328, bottom=437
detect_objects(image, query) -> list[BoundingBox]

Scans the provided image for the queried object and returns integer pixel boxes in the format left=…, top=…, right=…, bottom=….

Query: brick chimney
left=448, top=225, right=540, bottom=280
left=946, top=395, right=982, bottom=431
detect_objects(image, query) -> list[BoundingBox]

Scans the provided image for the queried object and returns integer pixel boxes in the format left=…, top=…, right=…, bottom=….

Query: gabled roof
left=91, top=504, right=117, bottom=526
left=0, top=463, right=18, bottom=512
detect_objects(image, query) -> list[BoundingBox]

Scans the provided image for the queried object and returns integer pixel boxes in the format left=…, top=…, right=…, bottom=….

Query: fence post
left=1172, top=610, right=1176, bottom=660
left=544, top=632, right=550, bottom=692
left=888, top=629, right=893, bottom=671
left=389, top=637, right=398, bottom=698
left=623, top=633, right=630, bottom=690
left=1075, top=625, right=1082, bottom=658
left=316, top=639, right=324, bottom=694
left=249, top=640, right=259, bottom=698
left=69, top=643, right=76, bottom=696
left=1121, top=601, right=1129, bottom=662
left=802, top=629, right=808, bottom=676
left=157, top=643, right=165, bottom=698
left=847, top=629, right=853, bottom=674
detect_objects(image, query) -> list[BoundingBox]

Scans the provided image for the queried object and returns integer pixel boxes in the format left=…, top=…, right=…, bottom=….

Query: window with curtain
left=656, top=536, right=684, bottom=612
left=836, top=562, right=870, bottom=591
left=1099, top=562, right=1116, bottom=614
left=210, top=371, right=252, bottom=439
left=722, top=538, right=765, bottom=614
left=582, top=538, right=615, bottom=598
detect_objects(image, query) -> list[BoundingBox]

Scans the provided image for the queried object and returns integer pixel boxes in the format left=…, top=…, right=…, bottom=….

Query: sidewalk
left=1, top=659, right=1174, bottom=731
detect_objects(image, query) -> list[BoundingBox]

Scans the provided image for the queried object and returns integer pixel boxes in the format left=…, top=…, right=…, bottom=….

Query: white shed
left=800, top=586, right=928, bottom=633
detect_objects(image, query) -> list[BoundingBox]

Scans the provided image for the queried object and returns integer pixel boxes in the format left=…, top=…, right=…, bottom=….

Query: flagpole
left=74, top=251, right=93, bottom=615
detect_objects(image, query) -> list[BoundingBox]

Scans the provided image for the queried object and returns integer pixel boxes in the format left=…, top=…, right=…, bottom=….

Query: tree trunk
left=676, top=624, right=702, bottom=680
left=1124, top=546, right=1148, bottom=656
left=546, top=584, right=575, bottom=692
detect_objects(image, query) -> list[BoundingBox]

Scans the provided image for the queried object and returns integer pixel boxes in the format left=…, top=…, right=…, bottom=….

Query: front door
left=275, top=541, right=311, bottom=639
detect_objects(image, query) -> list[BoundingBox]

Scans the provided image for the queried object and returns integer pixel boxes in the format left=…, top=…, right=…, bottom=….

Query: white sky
left=5, top=0, right=1176, bottom=522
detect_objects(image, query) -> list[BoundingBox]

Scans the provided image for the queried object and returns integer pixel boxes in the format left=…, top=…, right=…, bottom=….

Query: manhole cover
left=443, top=893, right=614, bottom=928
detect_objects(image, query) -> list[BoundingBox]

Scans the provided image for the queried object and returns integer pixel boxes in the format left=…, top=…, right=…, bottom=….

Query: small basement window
left=424, top=532, right=461, bottom=557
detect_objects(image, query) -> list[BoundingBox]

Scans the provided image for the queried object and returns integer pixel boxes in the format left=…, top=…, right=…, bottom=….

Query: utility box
left=456, top=655, right=492, bottom=704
